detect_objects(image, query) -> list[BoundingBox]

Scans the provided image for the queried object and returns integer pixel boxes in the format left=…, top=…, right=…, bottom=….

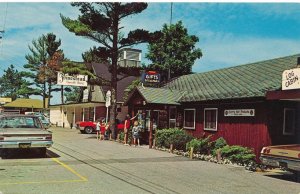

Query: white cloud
left=193, top=34, right=300, bottom=72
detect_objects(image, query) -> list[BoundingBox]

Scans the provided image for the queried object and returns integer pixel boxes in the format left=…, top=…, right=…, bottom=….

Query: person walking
left=132, top=120, right=141, bottom=147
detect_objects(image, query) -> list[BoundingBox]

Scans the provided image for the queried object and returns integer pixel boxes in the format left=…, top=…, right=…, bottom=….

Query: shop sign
left=142, top=71, right=160, bottom=83
left=224, top=109, right=255, bottom=117
left=57, top=72, right=88, bottom=87
left=83, top=89, right=89, bottom=101
left=282, top=68, right=300, bottom=90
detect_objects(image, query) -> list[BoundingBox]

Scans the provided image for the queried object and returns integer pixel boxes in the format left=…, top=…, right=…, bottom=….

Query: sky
left=0, top=2, right=300, bottom=104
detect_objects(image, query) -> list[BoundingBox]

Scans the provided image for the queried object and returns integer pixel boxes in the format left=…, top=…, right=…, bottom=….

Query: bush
left=220, top=145, right=255, bottom=165
left=211, top=137, right=227, bottom=156
left=186, top=136, right=212, bottom=154
left=155, top=128, right=193, bottom=151
left=119, top=131, right=125, bottom=142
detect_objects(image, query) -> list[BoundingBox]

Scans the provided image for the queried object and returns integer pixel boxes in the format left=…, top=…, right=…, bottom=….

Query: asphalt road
left=1, top=127, right=300, bottom=194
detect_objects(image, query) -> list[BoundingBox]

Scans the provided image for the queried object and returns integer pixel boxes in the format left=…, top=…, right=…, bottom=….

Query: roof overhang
left=266, top=89, right=300, bottom=101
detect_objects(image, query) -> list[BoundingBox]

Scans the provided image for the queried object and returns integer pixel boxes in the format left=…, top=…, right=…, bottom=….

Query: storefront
left=126, top=54, right=300, bottom=158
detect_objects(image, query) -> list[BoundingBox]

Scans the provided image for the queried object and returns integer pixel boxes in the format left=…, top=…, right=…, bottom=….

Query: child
left=99, top=119, right=106, bottom=140
left=104, top=121, right=112, bottom=140
left=96, top=119, right=101, bottom=141
left=132, top=120, right=141, bottom=147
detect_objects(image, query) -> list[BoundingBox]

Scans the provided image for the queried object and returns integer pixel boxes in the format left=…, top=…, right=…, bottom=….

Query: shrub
left=211, top=137, right=227, bottom=156
left=119, top=131, right=125, bottom=142
left=186, top=136, right=212, bottom=154
left=155, top=128, right=193, bottom=151
left=220, top=145, right=255, bottom=165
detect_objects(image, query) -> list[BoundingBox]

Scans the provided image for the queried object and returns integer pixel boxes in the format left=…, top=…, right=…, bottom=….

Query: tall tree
left=61, top=2, right=153, bottom=139
left=146, top=21, right=203, bottom=79
left=24, top=33, right=62, bottom=108
left=0, top=65, right=34, bottom=99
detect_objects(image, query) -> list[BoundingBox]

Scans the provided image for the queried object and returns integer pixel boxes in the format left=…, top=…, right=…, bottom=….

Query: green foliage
left=0, top=65, right=33, bottom=99
left=155, top=128, right=193, bottom=151
left=64, top=86, right=81, bottom=103
left=211, top=137, right=227, bottom=156
left=119, top=131, right=125, bottom=142
left=220, top=145, right=255, bottom=165
left=123, top=79, right=141, bottom=101
left=186, top=136, right=212, bottom=154
left=146, top=21, right=202, bottom=79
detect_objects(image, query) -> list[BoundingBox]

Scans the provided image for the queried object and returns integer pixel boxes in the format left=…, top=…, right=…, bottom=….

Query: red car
left=76, top=120, right=124, bottom=134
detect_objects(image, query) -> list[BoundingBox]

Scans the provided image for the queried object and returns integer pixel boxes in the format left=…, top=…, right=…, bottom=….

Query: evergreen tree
left=61, top=2, right=154, bottom=139
left=0, top=65, right=34, bottom=99
left=146, top=21, right=203, bottom=79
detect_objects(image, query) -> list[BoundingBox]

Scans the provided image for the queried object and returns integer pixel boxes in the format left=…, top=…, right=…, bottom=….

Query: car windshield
left=0, top=116, right=42, bottom=129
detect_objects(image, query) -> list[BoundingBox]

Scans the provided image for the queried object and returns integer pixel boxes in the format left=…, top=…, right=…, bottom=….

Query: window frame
left=169, top=106, right=177, bottom=128
left=184, top=108, right=196, bottom=130
left=204, top=108, right=218, bottom=131
left=283, top=108, right=296, bottom=136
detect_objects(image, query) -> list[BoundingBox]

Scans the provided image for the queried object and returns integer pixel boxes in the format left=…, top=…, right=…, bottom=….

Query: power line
left=0, top=3, right=8, bottom=58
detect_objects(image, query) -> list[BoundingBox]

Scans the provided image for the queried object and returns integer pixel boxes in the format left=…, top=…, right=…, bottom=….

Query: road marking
left=51, top=158, right=88, bottom=181
left=0, top=158, right=87, bottom=185
left=0, top=179, right=86, bottom=185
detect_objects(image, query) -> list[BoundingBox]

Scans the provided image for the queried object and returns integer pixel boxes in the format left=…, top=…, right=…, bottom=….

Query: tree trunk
left=61, top=85, right=64, bottom=104
left=48, top=82, right=51, bottom=107
left=43, top=81, right=46, bottom=109
left=109, top=6, right=119, bottom=140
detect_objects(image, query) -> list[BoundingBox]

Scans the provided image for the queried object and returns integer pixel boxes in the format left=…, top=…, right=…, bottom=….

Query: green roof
left=136, top=86, right=183, bottom=105
left=3, top=98, right=45, bottom=108
left=165, top=54, right=300, bottom=102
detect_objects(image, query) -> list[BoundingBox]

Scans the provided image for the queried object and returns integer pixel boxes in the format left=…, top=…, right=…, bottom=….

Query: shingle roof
left=164, top=54, right=300, bottom=102
left=136, top=86, right=184, bottom=105
left=3, top=98, right=45, bottom=108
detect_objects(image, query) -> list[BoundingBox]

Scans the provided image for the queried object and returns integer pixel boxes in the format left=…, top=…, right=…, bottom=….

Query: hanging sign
left=57, top=72, right=88, bottom=87
left=105, top=90, right=111, bottom=107
left=282, top=68, right=300, bottom=90
left=142, top=71, right=160, bottom=83
left=224, top=109, right=255, bottom=117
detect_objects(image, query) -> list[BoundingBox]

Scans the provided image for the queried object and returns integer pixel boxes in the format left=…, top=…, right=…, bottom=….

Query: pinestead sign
left=57, top=72, right=88, bottom=87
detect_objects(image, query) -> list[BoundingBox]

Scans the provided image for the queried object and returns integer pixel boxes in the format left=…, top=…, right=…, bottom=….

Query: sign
left=57, top=72, right=88, bottom=87
left=105, top=90, right=111, bottom=107
left=83, top=89, right=89, bottom=101
left=224, top=109, right=255, bottom=117
left=282, top=68, right=300, bottom=90
left=142, top=71, right=160, bottom=83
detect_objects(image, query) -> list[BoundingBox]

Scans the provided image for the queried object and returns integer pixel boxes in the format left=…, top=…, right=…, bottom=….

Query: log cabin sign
left=282, top=68, right=300, bottom=90
left=224, top=109, right=255, bottom=117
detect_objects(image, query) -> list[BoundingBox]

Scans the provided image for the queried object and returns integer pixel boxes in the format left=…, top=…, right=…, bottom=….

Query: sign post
left=105, top=90, right=111, bottom=123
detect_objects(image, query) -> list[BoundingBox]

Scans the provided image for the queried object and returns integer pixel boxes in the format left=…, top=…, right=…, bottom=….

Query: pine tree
left=61, top=2, right=154, bottom=139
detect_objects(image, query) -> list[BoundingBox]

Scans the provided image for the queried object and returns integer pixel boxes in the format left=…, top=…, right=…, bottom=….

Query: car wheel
left=38, top=148, right=47, bottom=157
left=85, top=127, right=94, bottom=134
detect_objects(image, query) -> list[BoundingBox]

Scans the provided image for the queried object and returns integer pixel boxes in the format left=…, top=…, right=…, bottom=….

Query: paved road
left=1, top=127, right=300, bottom=194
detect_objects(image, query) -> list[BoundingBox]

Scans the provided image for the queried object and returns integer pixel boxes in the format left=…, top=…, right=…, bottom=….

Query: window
left=204, top=108, right=218, bottom=131
left=169, top=107, right=176, bottom=128
left=283, top=108, right=295, bottom=135
left=184, top=109, right=195, bottom=129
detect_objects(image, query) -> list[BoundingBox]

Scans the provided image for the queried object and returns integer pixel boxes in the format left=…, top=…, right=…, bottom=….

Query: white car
left=0, top=114, right=53, bottom=157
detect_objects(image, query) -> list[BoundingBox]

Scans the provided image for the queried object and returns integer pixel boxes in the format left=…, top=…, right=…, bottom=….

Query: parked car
left=76, top=120, right=124, bottom=134
left=0, top=114, right=53, bottom=156
left=260, top=144, right=300, bottom=172
left=25, top=112, right=51, bottom=128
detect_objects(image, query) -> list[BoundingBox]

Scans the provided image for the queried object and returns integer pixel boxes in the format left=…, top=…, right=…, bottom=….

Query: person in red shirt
left=123, top=114, right=137, bottom=145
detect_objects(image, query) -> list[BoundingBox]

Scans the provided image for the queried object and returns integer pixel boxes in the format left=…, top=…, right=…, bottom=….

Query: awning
left=266, top=89, right=300, bottom=100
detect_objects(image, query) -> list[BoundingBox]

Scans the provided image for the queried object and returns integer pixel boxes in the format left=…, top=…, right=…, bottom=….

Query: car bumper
left=260, top=155, right=300, bottom=171
left=0, top=141, right=53, bottom=149
left=76, top=125, right=84, bottom=131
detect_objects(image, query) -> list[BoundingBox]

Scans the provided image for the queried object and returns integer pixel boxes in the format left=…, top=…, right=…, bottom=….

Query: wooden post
left=149, top=111, right=153, bottom=149
left=190, top=147, right=194, bottom=159
left=170, top=144, right=174, bottom=153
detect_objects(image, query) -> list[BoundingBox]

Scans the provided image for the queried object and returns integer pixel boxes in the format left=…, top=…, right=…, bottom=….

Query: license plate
left=19, top=143, right=31, bottom=148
